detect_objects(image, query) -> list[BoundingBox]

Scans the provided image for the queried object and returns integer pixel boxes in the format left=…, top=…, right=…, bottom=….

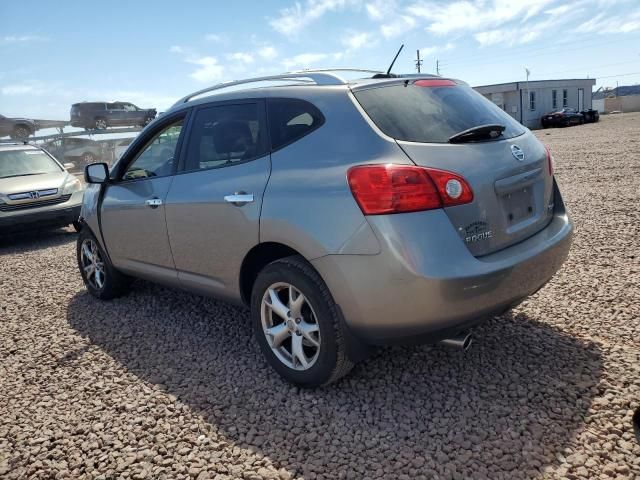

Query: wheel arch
left=239, top=242, right=305, bottom=305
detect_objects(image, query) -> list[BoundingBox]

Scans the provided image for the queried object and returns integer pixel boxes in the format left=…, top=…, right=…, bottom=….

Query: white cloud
left=0, top=35, right=48, bottom=45
left=169, top=45, right=184, bottom=54
left=1, top=81, right=46, bottom=96
left=341, top=31, right=373, bottom=50
left=204, top=33, right=223, bottom=42
left=258, top=46, right=278, bottom=61
left=475, top=28, right=541, bottom=46
left=366, top=0, right=396, bottom=20
left=380, top=15, right=417, bottom=38
left=579, top=8, right=640, bottom=33
left=227, top=52, right=255, bottom=64
left=270, top=0, right=355, bottom=36
left=188, top=56, right=225, bottom=83
left=2, top=84, right=36, bottom=95
left=407, top=0, right=556, bottom=35
left=282, top=52, right=329, bottom=70
left=419, top=42, right=455, bottom=57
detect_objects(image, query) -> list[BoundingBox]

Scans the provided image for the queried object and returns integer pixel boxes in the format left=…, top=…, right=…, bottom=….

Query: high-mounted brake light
left=347, top=164, right=473, bottom=215
left=414, top=79, right=456, bottom=87
left=544, top=145, right=555, bottom=176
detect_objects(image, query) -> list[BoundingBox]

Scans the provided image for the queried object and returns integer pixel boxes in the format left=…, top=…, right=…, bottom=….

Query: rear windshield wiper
left=448, top=124, right=506, bottom=144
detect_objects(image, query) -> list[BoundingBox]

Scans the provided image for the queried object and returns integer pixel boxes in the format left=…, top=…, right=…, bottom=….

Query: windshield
left=0, top=149, right=62, bottom=178
left=353, top=82, right=525, bottom=143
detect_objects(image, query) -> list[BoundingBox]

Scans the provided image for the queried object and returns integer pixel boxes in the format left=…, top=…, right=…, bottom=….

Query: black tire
left=251, top=255, right=353, bottom=387
left=72, top=220, right=82, bottom=233
left=10, top=125, right=30, bottom=140
left=77, top=229, right=132, bottom=300
left=81, top=152, right=95, bottom=166
left=94, top=118, right=107, bottom=130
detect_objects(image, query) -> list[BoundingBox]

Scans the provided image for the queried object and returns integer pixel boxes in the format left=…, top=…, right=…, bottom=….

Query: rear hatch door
left=352, top=79, right=554, bottom=256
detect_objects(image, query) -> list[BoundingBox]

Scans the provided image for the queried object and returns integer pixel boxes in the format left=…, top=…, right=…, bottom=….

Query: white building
left=474, top=79, right=597, bottom=129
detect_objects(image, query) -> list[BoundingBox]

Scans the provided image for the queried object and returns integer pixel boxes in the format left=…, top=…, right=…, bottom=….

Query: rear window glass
left=268, top=98, right=324, bottom=150
left=353, top=82, right=525, bottom=143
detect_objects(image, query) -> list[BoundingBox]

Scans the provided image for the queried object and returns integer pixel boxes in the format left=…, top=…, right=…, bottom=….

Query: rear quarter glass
left=353, top=82, right=525, bottom=143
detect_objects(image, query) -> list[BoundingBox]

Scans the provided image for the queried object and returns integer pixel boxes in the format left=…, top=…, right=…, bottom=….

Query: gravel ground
left=1, top=113, right=639, bottom=479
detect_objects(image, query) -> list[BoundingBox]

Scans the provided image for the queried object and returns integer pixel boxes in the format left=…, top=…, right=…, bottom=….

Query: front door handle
left=145, top=198, right=162, bottom=208
left=224, top=193, right=254, bottom=206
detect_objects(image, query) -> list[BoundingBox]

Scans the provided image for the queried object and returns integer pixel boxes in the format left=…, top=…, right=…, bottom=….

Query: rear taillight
left=347, top=164, right=473, bottom=215
left=544, top=146, right=555, bottom=176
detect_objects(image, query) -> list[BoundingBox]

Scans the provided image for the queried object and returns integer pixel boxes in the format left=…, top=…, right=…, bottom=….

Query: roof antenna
left=373, top=45, right=404, bottom=78
left=386, top=44, right=404, bottom=75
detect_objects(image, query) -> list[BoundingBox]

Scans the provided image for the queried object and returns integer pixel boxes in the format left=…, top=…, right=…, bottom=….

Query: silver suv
left=77, top=70, right=572, bottom=386
left=0, top=143, right=84, bottom=232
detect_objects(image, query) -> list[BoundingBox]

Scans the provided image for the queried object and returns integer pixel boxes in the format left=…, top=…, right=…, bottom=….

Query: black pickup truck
left=70, top=102, right=157, bottom=130
left=0, top=114, right=37, bottom=140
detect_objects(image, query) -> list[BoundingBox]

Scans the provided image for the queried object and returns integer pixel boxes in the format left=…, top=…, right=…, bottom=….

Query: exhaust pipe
left=439, top=331, right=473, bottom=351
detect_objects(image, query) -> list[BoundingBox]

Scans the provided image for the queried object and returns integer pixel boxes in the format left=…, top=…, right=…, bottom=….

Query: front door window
left=123, top=120, right=183, bottom=180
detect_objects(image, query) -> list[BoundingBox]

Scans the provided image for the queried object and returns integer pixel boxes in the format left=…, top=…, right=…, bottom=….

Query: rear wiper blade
left=448, top=124, right=506, bottom=144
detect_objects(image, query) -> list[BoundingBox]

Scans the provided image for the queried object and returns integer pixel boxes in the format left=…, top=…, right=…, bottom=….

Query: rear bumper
left=0, top=192, right=83, bottom=232
left=312, top=183, right=573, bottom=345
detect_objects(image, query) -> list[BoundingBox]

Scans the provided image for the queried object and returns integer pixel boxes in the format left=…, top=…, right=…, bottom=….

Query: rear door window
left=267, top=98, right=324, bottom=150
left=353, top=81, right=525, bottom=143
left=183, top=102, right=268, bottom=171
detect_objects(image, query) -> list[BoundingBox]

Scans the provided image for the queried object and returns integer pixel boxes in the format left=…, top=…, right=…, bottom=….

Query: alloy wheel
left=80, top=238, right=106, bottom=290
left=95, top=119, right=107, bottom=130
left=260, top=282, right=321, bottom=371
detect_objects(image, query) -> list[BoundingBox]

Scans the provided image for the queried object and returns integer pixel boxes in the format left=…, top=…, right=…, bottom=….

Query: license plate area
left=502, top=188, right=535, bottom=224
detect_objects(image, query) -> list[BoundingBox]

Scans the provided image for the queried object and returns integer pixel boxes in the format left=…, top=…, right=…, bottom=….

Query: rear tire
left=10, top=125, right=30, bottom=140
left=251, top=255, right=353, bottom=387
left=77, top=229, right=132, bottom=300
left=82, top=152, right=95, bottom=166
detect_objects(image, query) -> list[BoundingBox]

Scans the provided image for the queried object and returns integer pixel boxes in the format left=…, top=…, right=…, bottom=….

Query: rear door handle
left=224, top=193, right=254, bottom=206
left=145, top=198, right=162, bottom=208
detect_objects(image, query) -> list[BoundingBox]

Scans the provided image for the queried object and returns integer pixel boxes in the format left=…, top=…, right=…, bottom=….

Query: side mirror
left=85, top=162, right=109, bottom=184
left=63, top=162, right=75, bottom=170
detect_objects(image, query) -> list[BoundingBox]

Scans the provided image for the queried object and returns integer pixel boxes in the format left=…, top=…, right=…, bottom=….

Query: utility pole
left=415, top=50, right=422, bottom=73
left=436, top=59, right=440, bottom=75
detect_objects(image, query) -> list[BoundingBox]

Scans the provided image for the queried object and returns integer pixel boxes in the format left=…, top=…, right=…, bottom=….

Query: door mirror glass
left=122, top=119, right=183, bottom=180
left=85, top=162, right=109, bottom=184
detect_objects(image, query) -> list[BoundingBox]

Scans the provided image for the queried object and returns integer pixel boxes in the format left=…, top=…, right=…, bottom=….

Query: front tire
left=251, top=256, right=353, bottom=387
left=77, top=229, right=132, bottom=300
left=94, top=118, right=107, bottom=130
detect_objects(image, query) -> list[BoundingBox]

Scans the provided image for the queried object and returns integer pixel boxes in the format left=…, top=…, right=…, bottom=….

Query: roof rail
left=172, top=71, right=348, bottom=107
left=289, top=68, right=384, bottom=75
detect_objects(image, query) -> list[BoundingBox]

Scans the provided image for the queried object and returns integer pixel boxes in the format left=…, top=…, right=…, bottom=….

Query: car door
left=107, top=102, right=125, bottom=126
left=122, top=103, right=139, bottom=126
left=100, top=113, right=187, bottom=284
left=165, top=100, right=270, bottom=301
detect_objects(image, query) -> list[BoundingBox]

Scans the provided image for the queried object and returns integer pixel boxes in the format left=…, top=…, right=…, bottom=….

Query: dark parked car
left=541, top=108, right=584, bottom=128
left=70, top=102, right=157, bottom=130
left=43, top=137, right=102, bottom=167
left=0, top=114, right=37, bottom=140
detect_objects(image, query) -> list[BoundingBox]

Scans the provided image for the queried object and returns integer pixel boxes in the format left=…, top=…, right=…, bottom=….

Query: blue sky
left=1, top=0, right=639, bottom=120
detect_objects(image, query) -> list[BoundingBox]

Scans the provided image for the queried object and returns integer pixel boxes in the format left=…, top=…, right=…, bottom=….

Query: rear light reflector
left=544, top=145, right=555, bottom=176
left=347, top=164, right=473, bottom=215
